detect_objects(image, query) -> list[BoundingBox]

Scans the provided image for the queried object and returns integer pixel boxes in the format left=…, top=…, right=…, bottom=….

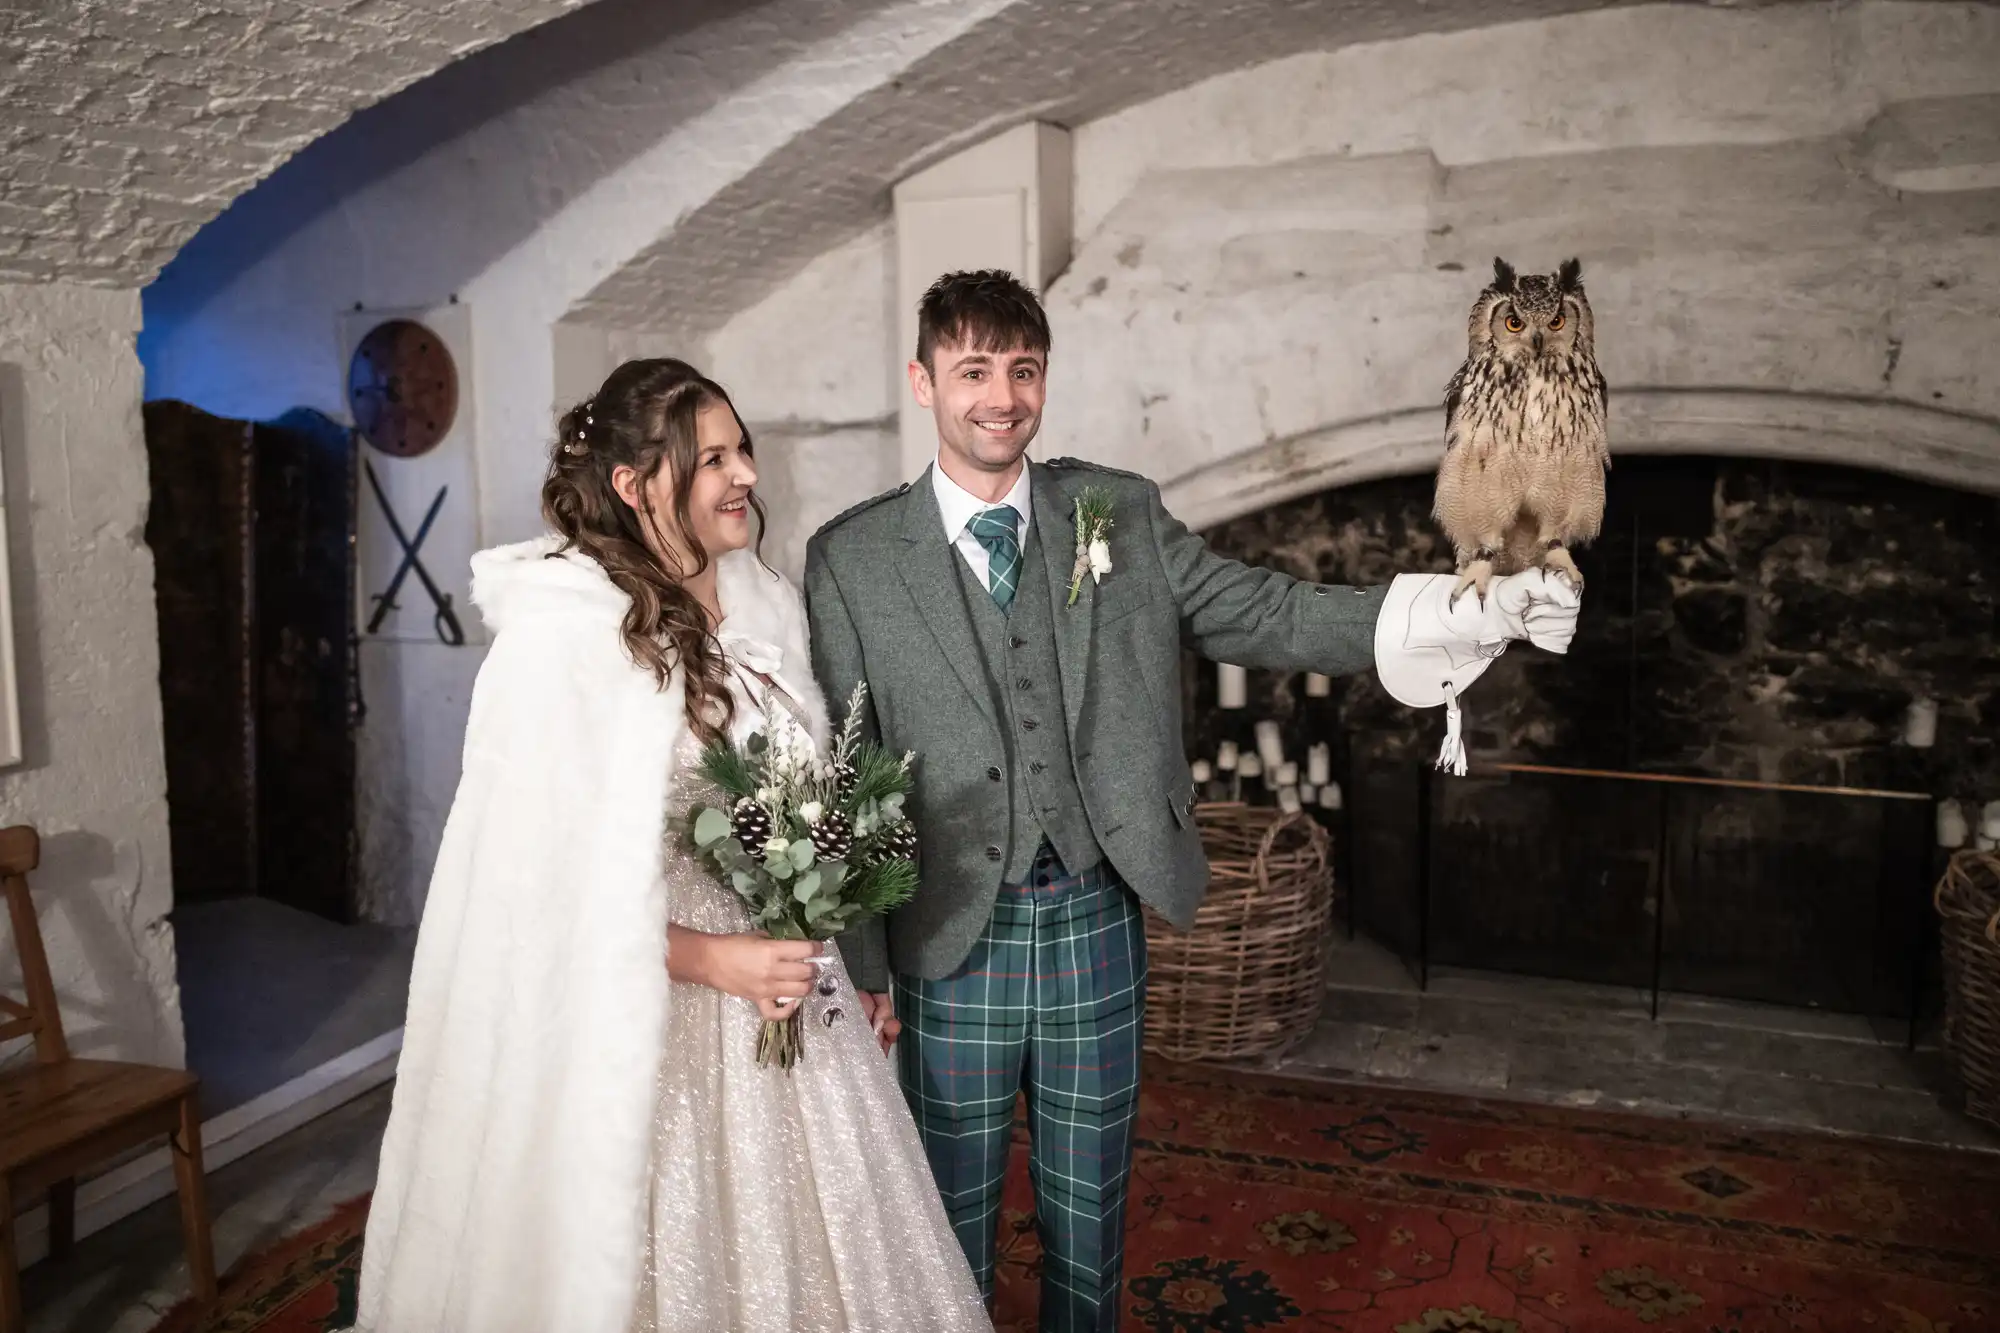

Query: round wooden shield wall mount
left=347, top=318, right=458, bottom=458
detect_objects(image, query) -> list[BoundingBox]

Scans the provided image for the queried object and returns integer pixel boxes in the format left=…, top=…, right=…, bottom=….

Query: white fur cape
left=353, top=535, right=825, bottom=1333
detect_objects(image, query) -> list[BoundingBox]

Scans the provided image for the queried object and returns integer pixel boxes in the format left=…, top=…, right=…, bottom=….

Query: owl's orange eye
left=1548, top=314, right=1566, bottom=331
left=1504, top=315, right=1524, bottom=333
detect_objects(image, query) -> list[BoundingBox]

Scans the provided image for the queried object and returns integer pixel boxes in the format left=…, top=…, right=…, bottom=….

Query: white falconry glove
left=1372, top=571, right=1582, bottom=776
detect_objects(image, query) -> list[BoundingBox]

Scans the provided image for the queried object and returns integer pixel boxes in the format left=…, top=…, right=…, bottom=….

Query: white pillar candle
left=1306, top=743, right=1331, bottom=787
left=1254, top=719, right=1285, bottom=771
left=1190, top=759, right=1213, bottom=784
left=1216, top=741, right=1239, bottom=771
left=1319, top=782, right=1344, bottom=811
left=1276, top=760, right=1299, bottom=787
left=1905, top=698, right=1939, bottom=749
left=1980, top=799, right=2000, bottom=850
left=1298, top=783, right=1316, bottom=803
left=1236, top=754, right=1263, bottom=780
left=1218, top=662, right=1247, bottom=709
left=1938, top=799, right=1969, bottom=849
left=1277, top=785, right=1302, bottom=813
left=1304, top=673, right=1332, bottom=697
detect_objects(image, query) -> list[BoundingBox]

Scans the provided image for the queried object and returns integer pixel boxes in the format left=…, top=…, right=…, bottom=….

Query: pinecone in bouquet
left=829, top=757, right=858, bottom=798
left=731, top=798, right=772, bottom=857
left=866, top=819, right=918, bottom=866
left=807, top=809, right=853, bottom=861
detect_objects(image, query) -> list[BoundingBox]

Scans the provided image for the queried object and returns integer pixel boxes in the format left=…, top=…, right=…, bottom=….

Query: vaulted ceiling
left=0, top=0, right=592, bottom=286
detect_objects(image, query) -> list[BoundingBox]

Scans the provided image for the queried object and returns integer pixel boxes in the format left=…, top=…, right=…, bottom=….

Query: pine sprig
left=845, top=744, right=912, bottom=810
left=845, top=856, right=918, bottom=915
left=1073, top=485, right=1115, bottom=543
left=696, top=740, right=760, bottom=800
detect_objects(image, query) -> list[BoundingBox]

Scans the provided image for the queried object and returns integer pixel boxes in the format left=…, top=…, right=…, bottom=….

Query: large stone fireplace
left=1182, top=453, right=2000, bottom=1038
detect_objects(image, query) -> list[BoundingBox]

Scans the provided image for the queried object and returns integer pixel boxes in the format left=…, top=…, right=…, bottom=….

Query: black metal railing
left=1407, top=763, right=1937, bottom=1042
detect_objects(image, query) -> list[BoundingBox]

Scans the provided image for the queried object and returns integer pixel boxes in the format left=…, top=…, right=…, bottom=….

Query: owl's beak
left=1531, top=331, right=1545, bottom=356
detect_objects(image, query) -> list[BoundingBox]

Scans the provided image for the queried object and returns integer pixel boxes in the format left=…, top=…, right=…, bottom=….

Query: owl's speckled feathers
left=1433, top=256, right=1609, bottom=605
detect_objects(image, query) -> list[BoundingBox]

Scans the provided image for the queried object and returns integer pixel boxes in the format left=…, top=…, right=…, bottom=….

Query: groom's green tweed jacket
left=804, top=458, right=1387, bottom=993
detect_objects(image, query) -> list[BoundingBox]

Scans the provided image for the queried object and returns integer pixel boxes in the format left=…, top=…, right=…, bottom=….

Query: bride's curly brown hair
left=542, top=358, right=767, bottom=746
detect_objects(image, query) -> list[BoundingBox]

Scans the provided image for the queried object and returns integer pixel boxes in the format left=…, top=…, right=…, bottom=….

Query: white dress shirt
left=931, top=457, right=1034, bottom=593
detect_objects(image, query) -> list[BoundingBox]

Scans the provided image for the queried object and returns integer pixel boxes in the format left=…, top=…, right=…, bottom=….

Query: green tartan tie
left=966, top=505, right=1022, bottom=613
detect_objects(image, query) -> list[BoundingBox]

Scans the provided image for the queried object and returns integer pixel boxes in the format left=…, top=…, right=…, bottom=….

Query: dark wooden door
left=144, top=401, right=256, bottom=905
left=144, top=400, right=358, bottom=921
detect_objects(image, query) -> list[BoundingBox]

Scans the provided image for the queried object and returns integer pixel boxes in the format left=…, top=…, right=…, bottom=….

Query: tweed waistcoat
left=949, top=523, right=1103, bottom=883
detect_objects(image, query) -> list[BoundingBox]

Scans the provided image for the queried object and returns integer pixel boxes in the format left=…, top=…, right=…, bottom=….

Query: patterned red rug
left=151, top=1063, right=1999, bottom=1332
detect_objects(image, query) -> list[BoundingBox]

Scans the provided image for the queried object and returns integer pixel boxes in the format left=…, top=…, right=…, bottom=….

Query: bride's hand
left=669, top=927, right=819, bottom=1018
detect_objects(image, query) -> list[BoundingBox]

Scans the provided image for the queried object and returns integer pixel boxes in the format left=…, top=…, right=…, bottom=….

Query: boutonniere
left=1066, top=486, right=1115, bottom=607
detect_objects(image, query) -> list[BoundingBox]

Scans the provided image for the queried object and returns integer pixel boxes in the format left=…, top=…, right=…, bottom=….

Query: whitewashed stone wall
left=0, top=284, right=179, bottom=1069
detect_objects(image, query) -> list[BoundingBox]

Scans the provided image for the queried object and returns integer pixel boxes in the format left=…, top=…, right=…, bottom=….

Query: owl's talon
left=1449, top=558, right=1495, bottom=611
left=1541, top=545, right=1585, bottom=594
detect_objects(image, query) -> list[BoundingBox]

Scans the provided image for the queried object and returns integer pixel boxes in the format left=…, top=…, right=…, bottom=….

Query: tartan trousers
left=894, top=841, right=1146, bottom=1333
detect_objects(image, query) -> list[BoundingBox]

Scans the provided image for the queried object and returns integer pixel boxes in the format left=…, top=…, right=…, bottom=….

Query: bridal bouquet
left=684, top=681, right=919, bottom=1071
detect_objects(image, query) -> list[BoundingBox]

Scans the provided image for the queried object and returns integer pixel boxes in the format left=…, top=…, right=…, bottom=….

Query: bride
left=351, top=358, right=991, bottom=1332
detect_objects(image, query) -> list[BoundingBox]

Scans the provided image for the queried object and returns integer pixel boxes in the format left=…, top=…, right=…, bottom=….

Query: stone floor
left=1262, top=932, right=2000, bottom=1151
left=174, top=898, right=415, bottom=1116
left=21, top=936, right=2000, bottom=1329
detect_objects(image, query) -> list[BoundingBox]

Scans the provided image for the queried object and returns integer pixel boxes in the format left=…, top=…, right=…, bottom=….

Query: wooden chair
left=0, top=825, right=216, bottom=1332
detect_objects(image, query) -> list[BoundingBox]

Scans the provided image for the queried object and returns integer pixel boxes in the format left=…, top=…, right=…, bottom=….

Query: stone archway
left=1160, top=391, right=2000, bottom=531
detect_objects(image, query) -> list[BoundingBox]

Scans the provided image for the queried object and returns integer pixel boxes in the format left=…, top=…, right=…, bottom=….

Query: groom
left=804, top=270, right=1578, bottom=1328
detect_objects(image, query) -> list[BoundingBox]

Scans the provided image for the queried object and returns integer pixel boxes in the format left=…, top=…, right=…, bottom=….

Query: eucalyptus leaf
left=692, top=807, right=732, bottom=847
left=766, top=855, right=794, bottom=881
left=788, top=840, right=816, bottom=872
left=792, top=869, right=822, bottom=903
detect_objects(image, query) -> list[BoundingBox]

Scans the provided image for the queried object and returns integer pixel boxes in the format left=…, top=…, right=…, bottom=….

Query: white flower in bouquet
left=800, top=800, right=825, bottom=825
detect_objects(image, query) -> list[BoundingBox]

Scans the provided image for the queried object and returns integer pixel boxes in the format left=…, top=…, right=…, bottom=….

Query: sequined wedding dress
left=628, top=643, right=992, bottom=1333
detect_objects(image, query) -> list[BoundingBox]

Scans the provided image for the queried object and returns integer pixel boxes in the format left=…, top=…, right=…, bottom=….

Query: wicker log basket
left=1935, top=849, right=2000, bottom=1131
left=1143, top=802, right=1336, bottom=1062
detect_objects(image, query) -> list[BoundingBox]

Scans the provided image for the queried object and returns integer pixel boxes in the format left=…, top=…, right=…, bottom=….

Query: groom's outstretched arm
left=1147, top=481, right=1386, bottom=675
left=802, top=542, right=892, bottom=995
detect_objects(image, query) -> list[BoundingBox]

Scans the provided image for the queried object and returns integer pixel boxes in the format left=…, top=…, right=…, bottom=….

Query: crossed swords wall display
left=365, top=459, right=466, bottom=646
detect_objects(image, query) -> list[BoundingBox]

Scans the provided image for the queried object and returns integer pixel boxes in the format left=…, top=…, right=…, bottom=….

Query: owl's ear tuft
left=1557, top=257, right=1583, bottom=292
left=1491, top=258, right=1517, bottom=292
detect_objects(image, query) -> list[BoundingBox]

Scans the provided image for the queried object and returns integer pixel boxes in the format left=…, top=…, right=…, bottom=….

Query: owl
left=1433, top=256, right=1609, bottom=608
